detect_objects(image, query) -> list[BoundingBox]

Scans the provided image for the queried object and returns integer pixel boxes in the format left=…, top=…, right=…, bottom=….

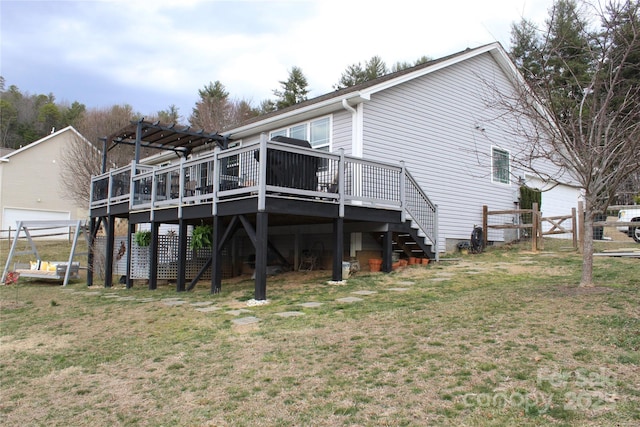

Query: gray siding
left=362, top=53, right=522, bottom=252
left=331, top=109, right=352, bottom=154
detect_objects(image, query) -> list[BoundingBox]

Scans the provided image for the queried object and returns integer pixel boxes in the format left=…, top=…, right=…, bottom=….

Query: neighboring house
left=90, top=42, right=581, bottom=298
left=0, top=126, right=90, bottom=238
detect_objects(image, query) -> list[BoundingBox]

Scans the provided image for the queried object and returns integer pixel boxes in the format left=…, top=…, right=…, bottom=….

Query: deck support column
left=255, top=212, right=268, bottom=301
left=104, top=216, right=115, bottom=288
left=149, top=221, right=160, bottom=290
left=126, top=220, right=135, bottom=289
left=332, top=217, right=344, bottom=281
left=87, top=217, right=97, bottom=287
left=382, top=229, right=393, bottom=273
left=211, top=215, right=223, bottom=294
left=176, top=219, right=188, bottom=292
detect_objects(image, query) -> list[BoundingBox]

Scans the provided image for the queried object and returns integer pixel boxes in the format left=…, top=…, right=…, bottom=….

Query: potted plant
left=190, top=223, right=213, bottom=250
left=134, top=230, right=151, bottom=247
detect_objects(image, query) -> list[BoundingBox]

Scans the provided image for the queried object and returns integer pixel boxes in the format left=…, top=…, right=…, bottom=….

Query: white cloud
left=1, top=0, right=556, bottom=116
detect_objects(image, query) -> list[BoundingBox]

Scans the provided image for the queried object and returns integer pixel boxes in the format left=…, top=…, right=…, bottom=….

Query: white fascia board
left=361, top=42, right=506, bottom=97
left=227, top=92, right=370, bottom=140
left=2, top=126, right=91, bottom=160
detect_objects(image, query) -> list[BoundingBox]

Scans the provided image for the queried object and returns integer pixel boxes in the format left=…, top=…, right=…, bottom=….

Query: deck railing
left=90, top=137, right=437, bottom=246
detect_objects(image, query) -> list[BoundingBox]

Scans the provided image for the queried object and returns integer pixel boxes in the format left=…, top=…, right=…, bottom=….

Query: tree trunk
left=580, top=210, right=594, bottom=287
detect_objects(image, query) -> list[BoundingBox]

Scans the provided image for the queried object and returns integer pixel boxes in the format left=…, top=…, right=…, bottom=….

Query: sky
left=1, top=0, right=556, bottom=121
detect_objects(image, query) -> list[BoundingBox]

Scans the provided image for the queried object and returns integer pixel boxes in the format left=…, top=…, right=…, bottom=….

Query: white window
left=492, top=147, right=510, bottom=184
left=270, top=116, right=331, bottom=151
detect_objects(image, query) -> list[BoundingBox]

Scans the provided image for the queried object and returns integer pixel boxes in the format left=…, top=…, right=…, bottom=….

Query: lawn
left=1, top=239, right=638, bottom=426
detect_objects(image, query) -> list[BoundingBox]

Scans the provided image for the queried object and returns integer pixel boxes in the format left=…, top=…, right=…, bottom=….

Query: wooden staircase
left=372, top=220, right=436, bottom=261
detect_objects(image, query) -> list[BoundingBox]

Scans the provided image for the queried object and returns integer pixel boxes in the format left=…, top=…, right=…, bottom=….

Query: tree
left=335, top=55, right=430, bottom=89
left=157, top=104, right=181, bottom=124
left=273, top=66, right=309, bottom=109
left=189, top=81, right=257, bottom=132
left=334, top=56, right=388, bottom=90
left=498, top=0, right=640, bottom=286
left=391, top=55, right=432, bottom=73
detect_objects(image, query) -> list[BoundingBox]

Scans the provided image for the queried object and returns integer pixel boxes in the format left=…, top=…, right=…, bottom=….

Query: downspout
left=342, top=99, right=363, bottom=256
left=342, top=99, right=362, bottom=157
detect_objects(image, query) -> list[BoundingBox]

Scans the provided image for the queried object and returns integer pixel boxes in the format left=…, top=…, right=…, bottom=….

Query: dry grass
left=1, top=238, right=639, bottom=426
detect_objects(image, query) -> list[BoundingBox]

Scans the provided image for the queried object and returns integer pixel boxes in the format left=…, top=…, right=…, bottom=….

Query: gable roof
left=0, top=126, right=91, bottom=161
left=225, top=42, right=521, bottom=140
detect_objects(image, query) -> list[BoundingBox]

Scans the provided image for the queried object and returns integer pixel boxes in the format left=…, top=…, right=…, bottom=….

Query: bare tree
left=489, top=0, right=640, bottom=286
left=59, top=133, right=103, bottom=207
left=60, top=105, right=140, bottom=207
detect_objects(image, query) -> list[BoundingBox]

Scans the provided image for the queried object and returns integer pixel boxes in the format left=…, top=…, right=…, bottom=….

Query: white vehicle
left=617, top=208, right=640, bottom=243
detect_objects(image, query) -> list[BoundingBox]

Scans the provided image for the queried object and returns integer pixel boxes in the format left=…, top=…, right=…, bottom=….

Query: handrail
left=89, top=141, right=437, bottom=255
left=403, top=169, right=438, bottom=253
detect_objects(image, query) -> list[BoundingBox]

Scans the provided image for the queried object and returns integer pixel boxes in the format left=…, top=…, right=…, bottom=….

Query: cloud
left=1, top=0, right=556, bottom=117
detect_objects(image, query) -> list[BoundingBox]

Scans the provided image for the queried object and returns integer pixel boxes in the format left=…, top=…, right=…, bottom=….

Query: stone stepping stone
left=232, top=316, right=260, bottom=326
left=163, top=300, right=187, bottom=306
left=388, top=287, right=410, bottom=292
left=225, top=309, right=252, bottom=316
left=430, top=277, right=450, bottom=282
left=78, top=291, right=101, bottom=296
left=138, top=298, right=155, bottom=303
left=190, top=301, right=214, bottom=307
left=351, top=290, right=377, bottom=295
left=395, top=281, right=415, bottom=286
left=336, top=296, right=363, bottom=303
left=161, top=297, right=183, bottom=301
left=116, top=296, right=136, bottom=301
left=299, top=302, right=323, bottom=308
left=195, top=306, right=221, bottom=313
left=274, top=311, right=305, bottom=318
left=102, top=294, right=121, bottom=298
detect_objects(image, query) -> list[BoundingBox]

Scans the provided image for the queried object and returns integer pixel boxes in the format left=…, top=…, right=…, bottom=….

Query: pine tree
left=273, top=67, right=309, bottom=110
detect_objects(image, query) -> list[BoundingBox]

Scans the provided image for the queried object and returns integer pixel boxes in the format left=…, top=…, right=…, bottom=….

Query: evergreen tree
left=273, top=66, right=309, bottom=110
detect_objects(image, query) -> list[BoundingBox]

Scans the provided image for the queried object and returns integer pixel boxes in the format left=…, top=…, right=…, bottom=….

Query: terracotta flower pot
left=409, top=257, right=418, bottom=265
left=422, top=258, right=430, bottom=265
left=368, top=258, right=382, bottom=272
left=399, top=259, right=408, bottom=267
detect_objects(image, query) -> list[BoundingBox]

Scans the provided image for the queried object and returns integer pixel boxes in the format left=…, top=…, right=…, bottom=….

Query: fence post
left=571, top=207, right=578, bottom=249
left=577, top=201, right=584, bottom=254
left=532, top=203, right=539, bottom=252
left=482, top=205, right=488, bottom=249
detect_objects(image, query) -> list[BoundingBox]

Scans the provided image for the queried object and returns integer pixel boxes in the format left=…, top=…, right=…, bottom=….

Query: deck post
left=339, top=149, right=345, bottom=218
left=149, top=221, right=160, bottom=290
left=332, top=217, right=345, bottom=280
left=87, top=217, right=97, bottom=287
left=176, top=219, right=188, bottom=292
left=382, top=229, right=393, bottom=272
left=126, top=220, right=134, bottom=289
left=400, top=161, right=406, bottom=221
left=211, top=215, right=223, bottom=294
left=104, top=216, right=115, bottom=288
left=254, top=212, right=268, bottom=300
left=258, top=133, right=268, bottom=212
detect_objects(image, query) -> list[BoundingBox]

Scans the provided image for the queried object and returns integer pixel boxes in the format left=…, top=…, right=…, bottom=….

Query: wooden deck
left=89, top=137, right=438, bottom=299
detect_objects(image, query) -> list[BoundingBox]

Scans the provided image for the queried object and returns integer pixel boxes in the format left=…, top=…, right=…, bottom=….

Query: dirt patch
left=0, top=333, right=72, bottom=354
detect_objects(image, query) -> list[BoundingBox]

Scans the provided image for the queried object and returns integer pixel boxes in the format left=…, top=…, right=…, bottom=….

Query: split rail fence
left=482, top=203, right=578, bottom=251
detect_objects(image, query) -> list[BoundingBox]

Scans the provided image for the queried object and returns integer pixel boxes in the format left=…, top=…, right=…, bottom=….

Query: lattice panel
left=96, top=235, right=231, bottom=281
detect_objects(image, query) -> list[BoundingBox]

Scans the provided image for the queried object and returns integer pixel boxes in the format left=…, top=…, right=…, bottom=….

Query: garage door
left=2, top=208, right=71, bottom=239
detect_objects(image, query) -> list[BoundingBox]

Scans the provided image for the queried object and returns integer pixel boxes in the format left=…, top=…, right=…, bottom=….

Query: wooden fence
left=482, top=203, right=578, bottom=251
left=483, top=202, right=640, bottom=252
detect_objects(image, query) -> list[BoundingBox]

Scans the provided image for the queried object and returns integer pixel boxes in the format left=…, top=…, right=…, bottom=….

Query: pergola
left=101, top=119, right=228, bottom=169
